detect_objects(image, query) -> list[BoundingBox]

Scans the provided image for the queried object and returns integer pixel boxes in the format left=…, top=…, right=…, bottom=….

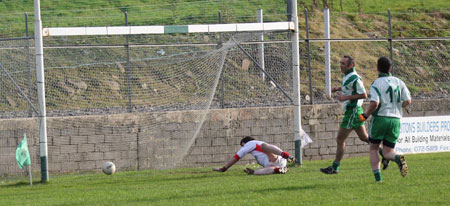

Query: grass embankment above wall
left=0, top=0, right=448, bottom=112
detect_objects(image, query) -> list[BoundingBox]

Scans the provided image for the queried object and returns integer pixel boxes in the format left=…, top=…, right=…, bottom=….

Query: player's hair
left=343, top=55, right=354, bottom=67
left=240, top=136, right=256, bottom=146
left=377, top=56, right=391, bottom=73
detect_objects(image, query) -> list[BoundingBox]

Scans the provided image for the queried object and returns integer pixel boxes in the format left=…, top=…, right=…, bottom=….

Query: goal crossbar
left=42, top=22, right=295, bottom=37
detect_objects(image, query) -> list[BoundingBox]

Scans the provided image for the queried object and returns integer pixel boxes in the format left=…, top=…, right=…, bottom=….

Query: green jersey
left=341, top=68, right=366, bottom=111
left=369, top=73, right=411, bottom=118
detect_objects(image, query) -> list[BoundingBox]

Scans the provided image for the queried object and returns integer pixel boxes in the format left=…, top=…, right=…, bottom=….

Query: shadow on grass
left=167, top=171, right=212, bottom=175
left=66, top=171, right=223, bottom=188
left=1, top=180, right=48, bottom=188
left=131, top=184, right=320, bottom=203
left=151, top=172, right=222, bottom=183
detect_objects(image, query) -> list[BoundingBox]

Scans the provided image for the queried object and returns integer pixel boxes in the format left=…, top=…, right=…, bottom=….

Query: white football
left=102, top=161, right=116, bottom=175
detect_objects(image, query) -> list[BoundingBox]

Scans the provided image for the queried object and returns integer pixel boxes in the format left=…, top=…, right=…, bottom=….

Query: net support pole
left=305, top=8, right=313, bottom=104
left=28, top=165, right=33, bottom=186
left=26, top=134, right=33, bottom=185
left=34, top=0, right=49, bottom=182
left=324, top=8, right=331, bottom=99
left=290, top=0, right=302, bottom=165
left=257, top=8, right=265, bottom=81
left=218, top=11, right=225, bottom=108
left=388, top=9, right=394, bottom=73
left=25, top=13, right=33, bottom=117
left=124, top=11, right=133, bottom=112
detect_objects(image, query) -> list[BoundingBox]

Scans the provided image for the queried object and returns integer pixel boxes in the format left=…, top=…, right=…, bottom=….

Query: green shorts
left=340, top=106, right=365, bottom=129
left=368, top=116, right=401, bottom=147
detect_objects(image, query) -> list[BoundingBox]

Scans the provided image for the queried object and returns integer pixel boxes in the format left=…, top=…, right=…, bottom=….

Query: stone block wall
left=0, top=99, right=448, bottom=175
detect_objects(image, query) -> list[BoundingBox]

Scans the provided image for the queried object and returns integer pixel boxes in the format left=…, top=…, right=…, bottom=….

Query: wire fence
left=299, top=39, right=449, bottom=104
left=0, top=7, right=448, bottom=118
left=1, top=1, right=449, bottom=38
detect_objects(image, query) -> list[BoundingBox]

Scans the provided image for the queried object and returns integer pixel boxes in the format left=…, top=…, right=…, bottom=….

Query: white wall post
left=34, top=0, right=49, bottom=182
left=324, top=8, right=331, bottom=99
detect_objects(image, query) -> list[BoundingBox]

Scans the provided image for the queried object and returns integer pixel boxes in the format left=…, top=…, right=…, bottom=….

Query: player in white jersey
left=360, top=56, right=411, bottom=182
left=213, top=136, right=295, bottom=175
left=320, top=56, right=370, bottom=175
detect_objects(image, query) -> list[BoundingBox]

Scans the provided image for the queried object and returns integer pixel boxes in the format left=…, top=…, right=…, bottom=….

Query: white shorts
left=259, top=155, right=287, bottom=168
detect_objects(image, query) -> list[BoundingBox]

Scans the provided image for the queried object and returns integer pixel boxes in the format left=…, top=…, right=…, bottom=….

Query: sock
left=274, top=167, right=281, bottom=174
left=379, top=147, right=384, bottom=158
left=332, top=160, right=340, bottom=171
left=281, top=152, right=290, bottom=159
left=395, top=155, right=401, bottom=164
left=373, top=169, right=382, bottom=181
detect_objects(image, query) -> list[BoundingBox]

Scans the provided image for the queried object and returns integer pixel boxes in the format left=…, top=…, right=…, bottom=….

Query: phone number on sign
left=414, top=145, right=438, bottom=152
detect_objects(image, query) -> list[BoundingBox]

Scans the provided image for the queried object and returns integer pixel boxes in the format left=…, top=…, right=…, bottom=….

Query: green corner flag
left=16, top=136, right=31, bottom=170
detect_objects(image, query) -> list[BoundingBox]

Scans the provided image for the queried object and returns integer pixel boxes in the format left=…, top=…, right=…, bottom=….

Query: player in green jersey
left=320, top=56, right=369, bottom=174
left=360, top=56, right=411, bottom=182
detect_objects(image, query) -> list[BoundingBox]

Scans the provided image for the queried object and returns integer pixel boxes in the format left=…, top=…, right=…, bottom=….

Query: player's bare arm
left=337, top=92, right=367, bottom=102
left=332, top=87, right=342, bottom=92
left=402, top=99, right=411, bottom=108
left=213, top=157, right=239, bottom=172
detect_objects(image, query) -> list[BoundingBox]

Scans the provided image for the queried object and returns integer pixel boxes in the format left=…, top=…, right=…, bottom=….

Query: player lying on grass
left=213, top=136, right=295, bottom=175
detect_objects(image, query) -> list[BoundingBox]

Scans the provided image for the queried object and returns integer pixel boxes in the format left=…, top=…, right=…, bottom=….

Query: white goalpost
left=42, top=22, right=295, bottom=37
left=33, top=0, right=304, bottom=181
left=288, top=0, right=304, bottom=165
left=34, top=0, right=49, bottom=182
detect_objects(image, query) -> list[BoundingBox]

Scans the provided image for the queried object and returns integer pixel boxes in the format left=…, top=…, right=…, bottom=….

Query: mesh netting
left=0, top=39, right=37, bottom=117
left=0, top=38, right=39, bottom=176
left=299, top=40, right=449, bottom=103
left=1, top=31, right=294, bottom=175
left=41, top=32, right=293, bottom=115
left=392, top=40, right=449, bottom=98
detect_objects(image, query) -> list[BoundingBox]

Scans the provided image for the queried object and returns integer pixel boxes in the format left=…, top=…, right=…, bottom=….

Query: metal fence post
left=388, top=9, right=394, bottom=73
left=324, top=8, right=331, bottom=99
left=218, top=11, right=225, bottom=108
left=286, top=0, right=293, bottom=21
left=124, top=10, right=133, bottom=112
left=257, top=8, right=265, bottom=81
left=305, top=8, right=313, bottom=104
left=25, top=13, right=33, bottom=117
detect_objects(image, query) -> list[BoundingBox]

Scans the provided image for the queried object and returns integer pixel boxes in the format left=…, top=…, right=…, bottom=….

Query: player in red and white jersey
left=213, top=136, right=295, bottom=175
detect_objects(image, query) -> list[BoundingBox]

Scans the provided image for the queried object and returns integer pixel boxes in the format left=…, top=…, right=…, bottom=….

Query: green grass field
left=1, top=152, right=449, bottom=206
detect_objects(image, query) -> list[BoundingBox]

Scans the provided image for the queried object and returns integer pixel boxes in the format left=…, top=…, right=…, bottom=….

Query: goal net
left=0, top=38, right=41, bottom=177
left=35, top=31, right=294, bottom=172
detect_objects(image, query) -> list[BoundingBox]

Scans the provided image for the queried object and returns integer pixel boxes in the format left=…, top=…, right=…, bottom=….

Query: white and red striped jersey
left=235, top=140, right=269, bottom=167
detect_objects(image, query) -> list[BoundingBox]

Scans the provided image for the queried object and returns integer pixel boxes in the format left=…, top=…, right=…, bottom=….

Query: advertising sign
left=396, top=116, right=450, bottom=154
